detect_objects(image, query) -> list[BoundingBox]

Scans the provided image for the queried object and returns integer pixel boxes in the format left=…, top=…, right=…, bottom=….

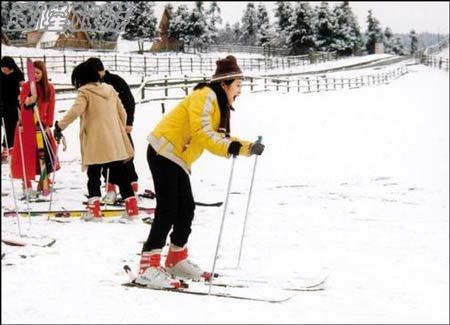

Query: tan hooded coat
left=58, top=82, right=134, bottom=170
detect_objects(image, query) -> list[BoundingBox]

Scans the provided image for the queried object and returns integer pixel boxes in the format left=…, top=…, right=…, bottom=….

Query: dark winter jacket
left=102, top=70, right=135, bottom=126
left=0, top=68, right=24, bottom=118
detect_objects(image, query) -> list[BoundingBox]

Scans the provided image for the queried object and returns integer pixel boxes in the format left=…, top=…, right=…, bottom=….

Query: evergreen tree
left=168, top=4, right=191, bottom=51
left=187, top=3, right=207, bottom=51
left=332, top=1, right=363, bottom=55
left=240, top=2, right=258, bottom=46
left=365, top=10, right=384, bottom=54
left=315, top=2, right=337, bottom=52
left=206, top=1, right=222, bottom=44
left=232, top=22, right=242, bottom=45
left=217, top=21, right=233, bottom=44
left=122, top=1, right=157, bottom=41
left=391, top=36, right=406, bottom=55
left=409, top=29, right=418, bottom=54
left=274, top=1, right=293, bottom=46
left=383, top=26, right=394, bottom=54
left=287, top=2, right=316, bottom=55
left=256, top=3, right=271, bottom=46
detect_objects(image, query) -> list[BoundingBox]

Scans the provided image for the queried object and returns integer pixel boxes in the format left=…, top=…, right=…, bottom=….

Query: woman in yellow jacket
left=136, top=56, right=265, bottom=289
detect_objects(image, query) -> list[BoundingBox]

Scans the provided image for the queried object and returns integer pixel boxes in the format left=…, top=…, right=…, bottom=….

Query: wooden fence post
left=190, top=58, right=193, bottom=72
left=164, top=75, right=168, bottom=97
left=115, top=55, right=118, bottom=71
left=141, top=75, right=145, bottom=100
left=63, top=54, right=67, bottom=73
left=129, top=57, right=132, bottom=74
left=144, top=56, right=147, bottom=77
left=156, top=58, right=159, bottom=74
left=168, top=58, right=171, bottom=76
left=184, top=75, right=188, bottom=95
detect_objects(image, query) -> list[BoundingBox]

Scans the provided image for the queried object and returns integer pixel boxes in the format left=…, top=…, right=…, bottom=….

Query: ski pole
left=1, top=117, right=22, bottom=237
left=16, top=122, right=31, bottom=224
left=104, top=167, right=110, bottom=210
left=208, top=154, right=237, bottom=295
left=237, top=136, right=263, bottom=268
left=47, top=139, right=61, bottom=216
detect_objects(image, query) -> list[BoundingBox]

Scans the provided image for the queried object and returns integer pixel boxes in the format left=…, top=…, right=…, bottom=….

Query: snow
left=1, top=47, right=449, bottom=323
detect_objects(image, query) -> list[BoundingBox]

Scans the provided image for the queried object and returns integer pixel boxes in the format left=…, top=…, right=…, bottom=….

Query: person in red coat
left=10, top=60, right=59, bottom=198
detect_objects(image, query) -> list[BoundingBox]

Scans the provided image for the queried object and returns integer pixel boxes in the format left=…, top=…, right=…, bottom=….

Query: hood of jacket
left=79, top=82, right=115, bottom=100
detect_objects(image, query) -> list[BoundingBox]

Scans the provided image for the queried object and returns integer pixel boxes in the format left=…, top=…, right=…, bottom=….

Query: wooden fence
left=134, top=65, right=408, bottom=103
left=54, top=65, right=408, bottom=104
left=11, top=52, right=337, bottom=77
left=420, top=54, right=449, bottom=72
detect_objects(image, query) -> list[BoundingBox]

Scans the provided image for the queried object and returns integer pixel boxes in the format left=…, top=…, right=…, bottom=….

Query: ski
left=1, top=238, right=56, bottom=248
left=194, top=201, right=223, bottom=207
left=2, top=207, right=155, bottom=218
left=122, top=265, right=294, bottom=303
left=121, top=281, right=293, bottom=303
left=216, top=274, right=328, bottom=291
left=27, top=58, right=50, bottom=196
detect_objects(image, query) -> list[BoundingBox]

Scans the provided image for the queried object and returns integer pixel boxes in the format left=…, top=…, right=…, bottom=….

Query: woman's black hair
left=86, top=57, right=105, bottom=72
left=71, top=61, right=100, bottom=89
left=193, top=79, right=235, bottom=134
left=0, top=56, right=20, bottom=70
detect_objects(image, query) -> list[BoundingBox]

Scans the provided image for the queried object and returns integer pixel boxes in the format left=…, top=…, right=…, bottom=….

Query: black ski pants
left=142, top=144, right=195, bottom=251
left=87, top=160, right=134, bottom=200
left=101, top=133, right=138, bottom=185
left=2, top=107, right=18, bottom=149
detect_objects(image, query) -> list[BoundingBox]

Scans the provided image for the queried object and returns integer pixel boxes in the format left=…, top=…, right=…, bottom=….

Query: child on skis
left=53, top=62, right=137, bottom=220
left=135, top=55, right=265, bottom=289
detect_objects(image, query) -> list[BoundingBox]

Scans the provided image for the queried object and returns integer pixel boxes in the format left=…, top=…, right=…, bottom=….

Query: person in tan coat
left=53, top=62, right=138, bottom=220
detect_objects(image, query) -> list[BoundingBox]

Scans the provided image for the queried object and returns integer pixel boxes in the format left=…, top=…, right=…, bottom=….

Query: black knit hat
left=211, top=55, right=243, bottom=82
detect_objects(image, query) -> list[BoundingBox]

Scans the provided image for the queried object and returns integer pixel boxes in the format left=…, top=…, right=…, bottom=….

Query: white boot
left=135, top=251, right=181, bottom=289
left=165, top=246, right=211, bottom=281
left=103, top=183, right=117, bottom=204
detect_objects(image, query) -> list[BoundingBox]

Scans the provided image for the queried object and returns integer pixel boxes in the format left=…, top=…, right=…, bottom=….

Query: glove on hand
left=228, top=141, right=242, bottom=156
left=249, top=142, right=265, bottom=156
left=53, top=121, right=63, bottom=142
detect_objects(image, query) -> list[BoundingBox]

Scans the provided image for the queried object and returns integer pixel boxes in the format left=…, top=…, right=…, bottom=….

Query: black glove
left=53, top=121, right=63, bottom=142
left=228, top=141, right=242, bottom=156
left=249, top=142, right=265, bottom=156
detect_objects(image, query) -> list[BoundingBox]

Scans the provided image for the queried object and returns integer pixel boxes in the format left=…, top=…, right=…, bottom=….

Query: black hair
left=71, top=61, right=101, bottom=89
left=0, top=56, right=19, bottom=70
left=193, top=79, right=235, bottom=134
left=86, top=57, right=105, bottom=72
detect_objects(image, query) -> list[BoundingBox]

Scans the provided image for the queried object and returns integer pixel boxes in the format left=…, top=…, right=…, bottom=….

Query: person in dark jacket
left=86, top=57, right=139, bottom=202
left=1, top=56, right=24, bottom=161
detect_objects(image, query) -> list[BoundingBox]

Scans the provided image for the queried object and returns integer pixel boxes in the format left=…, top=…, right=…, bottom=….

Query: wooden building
left=151, top=5, right=178, bottom=52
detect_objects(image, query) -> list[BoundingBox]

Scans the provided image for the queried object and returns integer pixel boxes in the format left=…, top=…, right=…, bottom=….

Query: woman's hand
left=24, top=95, right=37, bottom=106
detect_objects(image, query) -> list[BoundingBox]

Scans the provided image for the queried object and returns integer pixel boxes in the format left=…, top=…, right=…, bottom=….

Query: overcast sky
left=154, top=1, right=449, bottom=34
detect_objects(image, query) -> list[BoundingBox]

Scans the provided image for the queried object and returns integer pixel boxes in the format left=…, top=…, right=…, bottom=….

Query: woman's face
left=1, top=67, right=13, bottom=75
left=222, top=79, right=242, bottom=105
left=34, top=68, right=43, bottom=82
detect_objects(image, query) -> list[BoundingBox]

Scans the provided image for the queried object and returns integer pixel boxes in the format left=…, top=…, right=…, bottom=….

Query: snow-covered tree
left=122, top=1, right=157, bottom=41
left=409, top=29, right=418, bottom=54
left=332, top=1, right=363, bottom=55
left=315, top=2, right=337, bottom=52
left=240, top=2, right=258, bottom=46
left=365, top=10, right=384, bottom=54
left=168, top=4, right=191, bottom=52
left=383, top=26, right=394, bottom=54
left=187, top=3, right=208, bottom=51
left=206, top=1, right=222, bottom=45
left=256, top=3, right=271, bottom=46
left=287, top=2, right=316, bottom=54
left=273, top=1, right=293, bottom=46
left=391, top=36, right=406, bottom=55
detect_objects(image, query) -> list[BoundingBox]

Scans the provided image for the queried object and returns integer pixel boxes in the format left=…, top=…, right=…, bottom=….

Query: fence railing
left=54, top=65, right=408, bottom=104
left=133, top=65, right=409, bottom=103
left=11, top=52, right=338, bottom=77
left=186, top=44, right=291, bottom=57
left=420, top=54, right=449, bottom=72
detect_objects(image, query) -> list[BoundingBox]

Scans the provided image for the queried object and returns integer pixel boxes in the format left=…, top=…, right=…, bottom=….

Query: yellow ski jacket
left=147, top=87, right=252, bottom=174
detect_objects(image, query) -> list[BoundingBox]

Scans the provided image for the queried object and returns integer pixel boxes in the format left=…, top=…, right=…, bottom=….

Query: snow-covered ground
left=1, top=49, right=449, bottom=323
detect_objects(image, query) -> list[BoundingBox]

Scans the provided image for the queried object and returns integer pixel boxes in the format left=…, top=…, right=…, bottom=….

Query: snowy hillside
left=1, top=50, right=449, bottom=323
